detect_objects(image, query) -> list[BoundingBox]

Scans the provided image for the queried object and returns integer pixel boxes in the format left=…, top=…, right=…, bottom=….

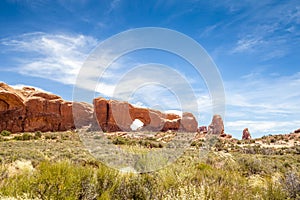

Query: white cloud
left=226, top=120, right=300, bottom=138
left=223, top=72, right=300, bottom=137
left=232, top=37, right=264, bottom=53
left=11, top=84, right=49, bottom=93
left=226, top=72, right=300, bottom=114
left=226, top=1, right=300, bottom=60
left=1, top=32, right=98, bottom=84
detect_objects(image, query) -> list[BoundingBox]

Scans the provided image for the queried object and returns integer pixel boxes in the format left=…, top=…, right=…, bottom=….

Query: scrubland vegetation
left=0, top=131, right=299, bottom=199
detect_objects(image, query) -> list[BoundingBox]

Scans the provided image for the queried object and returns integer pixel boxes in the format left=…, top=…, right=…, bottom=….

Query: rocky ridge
left=0, top=83, right=198, bottom=133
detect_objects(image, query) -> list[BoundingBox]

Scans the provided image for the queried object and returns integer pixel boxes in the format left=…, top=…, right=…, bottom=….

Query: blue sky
left=0, top=0, right=300, bottom=138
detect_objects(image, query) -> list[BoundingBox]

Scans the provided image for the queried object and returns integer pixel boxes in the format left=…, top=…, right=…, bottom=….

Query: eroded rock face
left=1, top=82, right=199, bottom=133
left=0, top=82, right=93, bottom=133
left=0, top=83, right=26, bottom=132
left=208, top=115, right=224, bottom=135
left=294, top=128, right=300, bottom=133
left=242, top=128, right=251, bottom=140
left=180, top=112, right=198, bottom=132
left=93, top=97, right=198, bottom=132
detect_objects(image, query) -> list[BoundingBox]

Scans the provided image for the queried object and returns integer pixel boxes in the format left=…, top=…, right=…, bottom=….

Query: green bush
left=1, top=130, right=11, bottom=136
left=32, top=161, right=96, bottom=199
left=112, top=137, right=128, bottom=145
left=13, top=133, right=34, bottom=141
left=34, top=131, right=42, bottom=139
left=44, top=133, right=57, bottom=140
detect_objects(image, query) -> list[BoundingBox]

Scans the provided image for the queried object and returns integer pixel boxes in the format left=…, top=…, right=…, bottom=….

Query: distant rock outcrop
left=0, top=82, right=93, bottom=133
left=220, top=133, right=232, bottom=139
left=242, top=128, right=251, bottom=140
left=294, top=128, right=300, bottom=133
left=198, top=126, right=208, bottom=133
left=93, top=97, right=198, bottom=132
left=208, top=115, right=224, bottom=135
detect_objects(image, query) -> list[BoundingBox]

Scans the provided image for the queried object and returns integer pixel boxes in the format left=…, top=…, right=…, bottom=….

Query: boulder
left=242, top=128, right=251, bottom=140
left=294, top=128, right=300, bottom=133
left=208, top=115, right=224, bottom=135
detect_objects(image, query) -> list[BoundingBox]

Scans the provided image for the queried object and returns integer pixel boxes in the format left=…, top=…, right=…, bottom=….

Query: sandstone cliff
left=1, top=82, right=198, bottom=133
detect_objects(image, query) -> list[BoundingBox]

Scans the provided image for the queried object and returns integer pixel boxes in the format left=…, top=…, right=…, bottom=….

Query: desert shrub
left=262, top=177, right=287, bottom=200
left=237, top=156, right=265, bottom=176
left=295, top=146, right=300, bottom=155
left=0, top=130, right=11, bottom=136
left=111, top=137, right=136, bottom=146
left=13, top=133, right=34, bottom=141
left=270, top=138, right=276, bottom=143
left=111, top=174, right=152, bottom=200
left=44, top=133, right=57, bottom=140
left=197, top=162, right=212, bottom=171
left=281, top=171, right=300, bottom=199
left=31, top=161, right=97, bottom=200
left=34, top=131, right=42, bottom=139
left=95, top=165, right=119, bottom=198
left=0, top=170, right=33, bottom=197
left=138, top=140, right=163, bottom=148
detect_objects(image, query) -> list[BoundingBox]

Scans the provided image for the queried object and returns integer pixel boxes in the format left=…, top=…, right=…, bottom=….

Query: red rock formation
left=180, top=112, right=198, bottom=132
left=1, top=82, right=198, bottom=133
left=294, top=128, right=300, bottom=133
left=242, top=128, right=251, bottom=140
left=208, top=115, right=224, bottom=135
left=0, top=83, right=26, bottom=132
left=198, top=126, right=208, bottom=133
left=0, top=82, right=93, bottom=133
left=93, top=97, right=198, bottom=132
left=220, top=133, right=232, bottom=139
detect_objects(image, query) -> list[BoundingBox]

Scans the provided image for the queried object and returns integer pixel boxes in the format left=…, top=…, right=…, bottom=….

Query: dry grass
left=0, top=131, right=299, bottom=199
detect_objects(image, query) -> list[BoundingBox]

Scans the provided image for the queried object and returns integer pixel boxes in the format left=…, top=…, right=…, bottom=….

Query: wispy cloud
left=231, top=36, right=264, bottom=53
left=206, top=1, right=300, bottom=60
left=1, top=32, right=97, bottom=84
left=224, top=71, right=300, bottom=137
left=226, top=120, right=300, bottom=138
left=106, top=0, right=122, bottom=14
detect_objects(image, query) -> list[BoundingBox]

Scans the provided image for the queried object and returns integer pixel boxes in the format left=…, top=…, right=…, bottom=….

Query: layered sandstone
left=93, top=97, right=198, bottom=132
left=1, top=82, right=198, bottom=133
left=0, top=83, right=92, bottom=133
